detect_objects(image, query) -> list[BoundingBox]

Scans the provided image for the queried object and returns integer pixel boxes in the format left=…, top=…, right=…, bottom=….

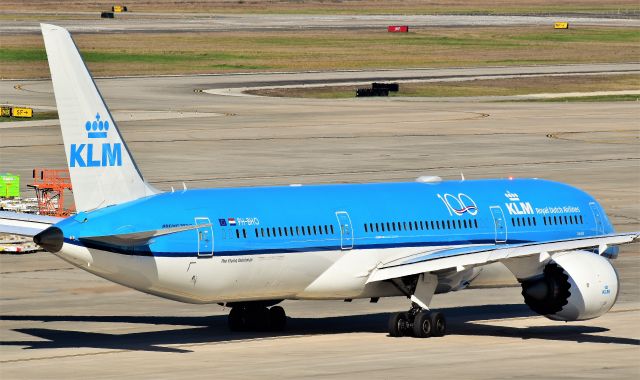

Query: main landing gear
left=387, top=273, right=447, bottom=338
left=227, top=302, right=287, bottom=332
left=388, top=303, right=447, bottom=338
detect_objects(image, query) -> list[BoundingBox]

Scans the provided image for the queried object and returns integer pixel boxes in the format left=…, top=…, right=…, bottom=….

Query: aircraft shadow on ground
left=1, top=304, right=637, bottom=353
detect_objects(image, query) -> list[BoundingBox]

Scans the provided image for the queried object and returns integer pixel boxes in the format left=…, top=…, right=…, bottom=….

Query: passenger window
left=579, top=215, right=584, bottom=224
left=420, top=221, right=424, bottom=230
left=255, top=228, right=259, bottom=238
left=381, top=223, right=386, bottom=232
left=307, top=226, right=312, bottom=235
left=474, top=220, right=478, bottom=228
left=387, top=222, right=391, bottom=231
left=330, top=225, right=335, bottom=234
left=564, top=215, right=568, bottom=225
left=290, top=226, right=294, bottom=236
left=364, top=224, right=368, bottom=233
left=243, top=229, right=247, bottom=238
left=435, top=220, right=440, bottom=229
left=392, top=222, right=397, bottom=231
left=533, top=217, right=537, bottom=226
left=284, top=227, right=288, bottom=237
left=375, top=223, right=380, bottom=232
left=267, top=228, right=271, bottom=237
left=278, top=227, right=282, bottom=236
left=431, top=221, right=435, bottom=230
left=445, top=220, right=450, bottom=229
left=301, top=226, right=305, bottom=236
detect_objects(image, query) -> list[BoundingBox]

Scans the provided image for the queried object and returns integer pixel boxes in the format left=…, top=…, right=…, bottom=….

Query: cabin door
left=589, top=202, right=604, bottom=235
left=195, top=217, right=214, bottom=257
left=489, top=206, right=507, bottom=244
left=335, top=211, right=354, bottom=250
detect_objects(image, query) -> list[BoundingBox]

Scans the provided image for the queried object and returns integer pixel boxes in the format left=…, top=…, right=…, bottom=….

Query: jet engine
left=520, top=250, right=618, bottom=321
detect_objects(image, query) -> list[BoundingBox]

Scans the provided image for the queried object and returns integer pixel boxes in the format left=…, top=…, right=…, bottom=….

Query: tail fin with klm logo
left=41, top=24, right=158, bottom=212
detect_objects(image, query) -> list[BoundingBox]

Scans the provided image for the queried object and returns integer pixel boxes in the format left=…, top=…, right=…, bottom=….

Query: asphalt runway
left=2, top=13, right=639, bottom=34
left=0, top=65, right=639, bottom=378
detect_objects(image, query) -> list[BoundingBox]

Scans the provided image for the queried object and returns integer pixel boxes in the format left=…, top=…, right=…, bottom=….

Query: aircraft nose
left=34, top=226, right=64, bottom=253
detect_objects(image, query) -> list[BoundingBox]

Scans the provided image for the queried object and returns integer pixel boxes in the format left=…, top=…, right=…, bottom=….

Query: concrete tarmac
left=0, top=66, right=639, bottom=378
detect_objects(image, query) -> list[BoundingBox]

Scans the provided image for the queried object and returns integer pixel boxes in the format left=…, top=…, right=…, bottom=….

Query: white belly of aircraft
left=53, top=243, right=480, bottom=303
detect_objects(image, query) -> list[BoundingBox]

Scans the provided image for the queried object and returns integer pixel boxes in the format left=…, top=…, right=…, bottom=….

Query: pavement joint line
left=5, top=127, right=640, bottom=148
left=0, top=267, right=75, bottom=275
left=145, top=156, right=640, bottom=185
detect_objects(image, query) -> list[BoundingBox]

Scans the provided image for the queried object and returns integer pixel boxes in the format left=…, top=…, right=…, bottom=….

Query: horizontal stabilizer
left=0, top=211, right=63, bottom=237
left=79, top=223, right=211, bottom=246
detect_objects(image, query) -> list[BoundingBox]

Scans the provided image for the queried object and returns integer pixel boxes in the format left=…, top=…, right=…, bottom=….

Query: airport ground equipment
left=388, top=26, right=409, bottom=33
left=356, top=83, right=399, bottom=97
left=1, top=24, right=638, bottom=339
left=28, top=168, right=74, bottom=217
left=0, top=174, right=20, bottom=198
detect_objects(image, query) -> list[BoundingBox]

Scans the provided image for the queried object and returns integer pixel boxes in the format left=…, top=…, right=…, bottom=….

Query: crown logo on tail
left=85, top=113, right=109, bottom=139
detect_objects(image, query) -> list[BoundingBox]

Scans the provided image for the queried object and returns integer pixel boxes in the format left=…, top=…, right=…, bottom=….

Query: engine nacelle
left=521, top=250, right=619, bottom=321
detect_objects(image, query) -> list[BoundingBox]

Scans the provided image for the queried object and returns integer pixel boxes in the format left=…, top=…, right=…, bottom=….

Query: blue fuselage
left=56, top=178, right=614, bottom=258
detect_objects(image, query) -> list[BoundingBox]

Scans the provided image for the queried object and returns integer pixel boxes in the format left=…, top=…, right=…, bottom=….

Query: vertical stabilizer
left=41, top=24, right=158, bottom=211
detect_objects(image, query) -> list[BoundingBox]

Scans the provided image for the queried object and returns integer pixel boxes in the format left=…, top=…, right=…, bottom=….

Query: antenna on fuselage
left=461, top=172, right=465, bottom=181
left=182, top=182, right=187, bottom=191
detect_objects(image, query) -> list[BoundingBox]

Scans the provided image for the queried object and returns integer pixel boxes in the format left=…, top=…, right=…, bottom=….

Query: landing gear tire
left=228, top=306, right=247, bottom=332
left=228, top=305, right=287, bottom=332
left=430, top=311, right=446, bottom=337
left=412, top=311, right=433, bottom=338
left=268, top=306, right=287, bottom=331
left=388, top=312, right=410, bottom=337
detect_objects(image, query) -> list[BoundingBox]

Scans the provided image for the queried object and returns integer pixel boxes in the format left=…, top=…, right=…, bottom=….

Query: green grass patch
left=0, top=111, right=58, bottom=123
left=510, top=29, right=640, bottom=43
left=522, top=94, right=640, bottom=102
left=0, top=49, right=256, bottom=64
left=248, top=75, right=640, bottom=99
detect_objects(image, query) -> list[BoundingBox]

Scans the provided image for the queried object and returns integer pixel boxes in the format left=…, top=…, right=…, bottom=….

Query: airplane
left=1, top=23, right=638, bottom=338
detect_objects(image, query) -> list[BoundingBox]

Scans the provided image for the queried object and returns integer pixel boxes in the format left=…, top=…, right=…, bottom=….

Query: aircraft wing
left=366, top=232, right=639, bottom=283
left=0, top=211, right=63, bottom=237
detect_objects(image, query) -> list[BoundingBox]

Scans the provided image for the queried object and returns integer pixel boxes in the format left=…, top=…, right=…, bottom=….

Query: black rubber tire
left=228, top=307, right=245, bottom=331
left=388, top=312, right=409, bottom=337
left=412, top=311, right=433, bottom=338
left=430, top=311, right=446, bottom=337
left=268, top=306, right=287, bottom=331
left=246, top=306, right=270, bottom=331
